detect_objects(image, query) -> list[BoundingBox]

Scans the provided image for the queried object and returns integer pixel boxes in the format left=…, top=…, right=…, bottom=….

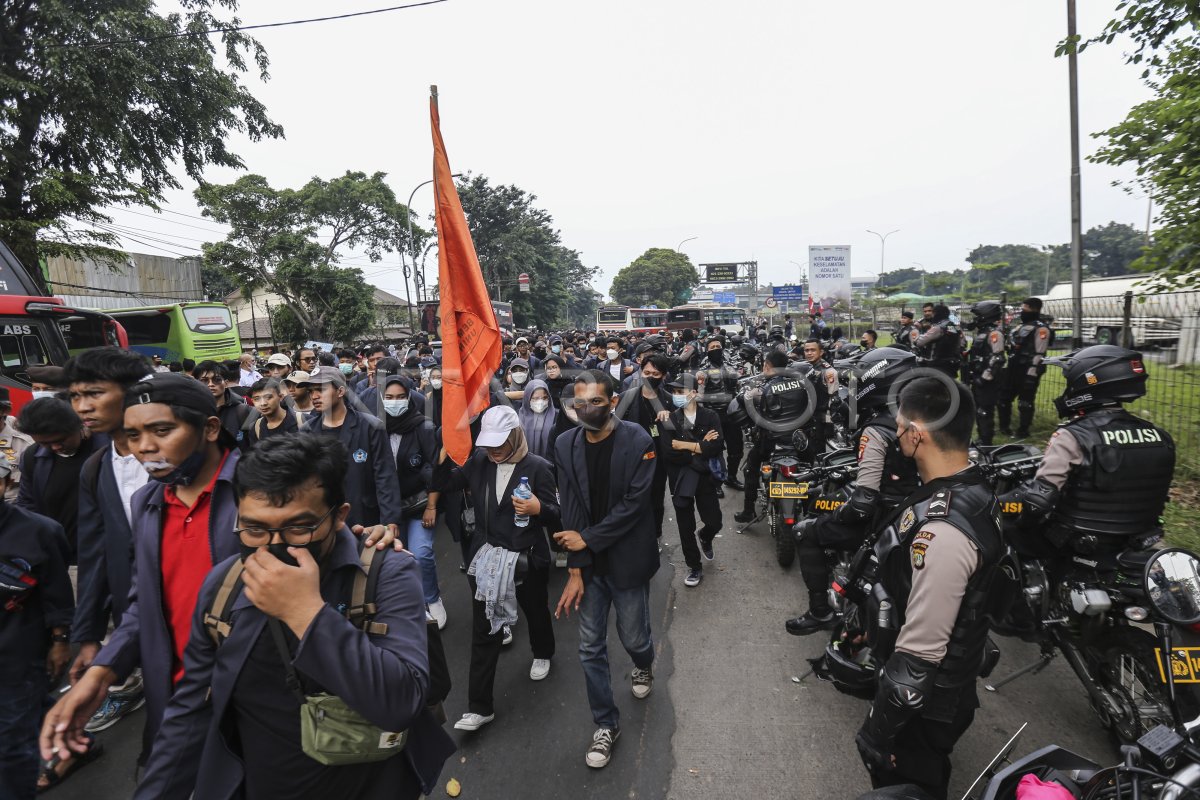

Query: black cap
left=124, top=372, right=217, bottom=417
left=26, top=366, right=67, bottom=387
left=665, top=378, right=689, bottom=391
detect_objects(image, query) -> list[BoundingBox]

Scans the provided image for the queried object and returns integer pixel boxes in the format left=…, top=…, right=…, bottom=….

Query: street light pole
left=405, top=173, right=462, bottom=306
left=676, top=236, right=698, bottom=252
left=913, top=262, right=925, bottom=296
left=1067, top=0, right=1084, bottom=346
left=866, top=229, right=899, bottom=275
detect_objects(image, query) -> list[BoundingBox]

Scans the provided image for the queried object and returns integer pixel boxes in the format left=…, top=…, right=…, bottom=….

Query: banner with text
left=808, top=246, right=851, bottom=311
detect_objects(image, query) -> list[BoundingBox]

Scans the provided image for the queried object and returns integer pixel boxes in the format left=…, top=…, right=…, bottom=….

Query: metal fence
left=1028, top=290, right=1200, bottom=477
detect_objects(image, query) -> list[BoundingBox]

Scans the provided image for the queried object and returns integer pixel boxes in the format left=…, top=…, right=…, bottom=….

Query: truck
left=1038, top=273, right=1200, bottom=348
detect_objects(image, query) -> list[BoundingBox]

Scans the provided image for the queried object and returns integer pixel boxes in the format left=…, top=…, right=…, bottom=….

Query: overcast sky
left=105, top=0, right=1154, bottom=303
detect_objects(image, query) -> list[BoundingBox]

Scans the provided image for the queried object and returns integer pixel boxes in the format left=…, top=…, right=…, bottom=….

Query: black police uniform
left=893, top=322, right=915, bottom=352
left=856, top=469, right=1003, bottom=799
left=998, top=315, right=1050, bottom=436
left=698, top=352, right=745, bottom=487
left=737, top=369, right=812, bottom=518
left=964, top=323, right=1006, bottom=445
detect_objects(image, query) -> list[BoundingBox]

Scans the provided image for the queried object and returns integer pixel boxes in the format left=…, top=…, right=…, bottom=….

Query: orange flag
left=430, top=86, right=501, bottom=465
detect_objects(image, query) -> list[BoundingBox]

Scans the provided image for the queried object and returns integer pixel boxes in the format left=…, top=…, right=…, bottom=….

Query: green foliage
left=610, top=248, right=700, bottom=308
left=1092, top=37, right=1200, bottom=285
left=196, top=172, right=411, bottom=342
left=451, top=175, right=599, bottom=329
left=1082, top=221, right=1148, bottom=277
left=201, top=263, right=240, bottom=303
left=0, top=0, right=282, bottom=291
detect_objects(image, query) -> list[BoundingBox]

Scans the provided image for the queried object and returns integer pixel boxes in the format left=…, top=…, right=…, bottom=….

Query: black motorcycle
left=744, top=428, right=814, bottom=568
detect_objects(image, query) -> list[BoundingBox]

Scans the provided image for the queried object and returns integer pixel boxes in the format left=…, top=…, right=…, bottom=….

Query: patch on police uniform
left=927, top=490, right=951, bottom=518
left=911, top=540, right=929, bottom=570
left=858, top=433, right=869, bottom=462
left=353, top=448, right=368, bottom=463
left=899, top=507, right=916, bottom=535
left=915, top=530, right=935, bottom=542
left=643, top=449, right=656, bottom=461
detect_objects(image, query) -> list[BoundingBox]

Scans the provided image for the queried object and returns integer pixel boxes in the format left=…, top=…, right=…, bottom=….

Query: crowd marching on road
left=0, top=297, right=1183, bottom=800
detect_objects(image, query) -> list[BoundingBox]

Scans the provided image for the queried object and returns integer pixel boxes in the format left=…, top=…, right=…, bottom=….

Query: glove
left=855, top=724, right=895, bottom=775
left=793, top=516, right=818, bottom=547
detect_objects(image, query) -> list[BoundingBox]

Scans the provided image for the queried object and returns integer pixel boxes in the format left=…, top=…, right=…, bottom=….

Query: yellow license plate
left=1155, top=647, right=1200, bottom=684
left=769, top=482, right=807, bottom=499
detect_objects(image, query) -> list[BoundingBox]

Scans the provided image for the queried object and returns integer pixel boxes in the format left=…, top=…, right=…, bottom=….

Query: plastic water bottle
left=513, top=477, right=532, bottom=527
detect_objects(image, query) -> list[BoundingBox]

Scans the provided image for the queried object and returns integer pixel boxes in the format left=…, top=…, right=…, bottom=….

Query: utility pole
left=866, top=229, right=899, bottom=275
left=1067, top=0, right=1084, bottom=347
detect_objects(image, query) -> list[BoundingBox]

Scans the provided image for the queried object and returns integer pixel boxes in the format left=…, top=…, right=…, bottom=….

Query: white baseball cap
left=266, top=353, right=292, bottom=367
left=476, top=406, right=520, bottom=448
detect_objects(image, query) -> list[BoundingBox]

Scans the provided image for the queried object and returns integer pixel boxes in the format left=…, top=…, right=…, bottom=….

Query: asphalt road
left=48, top=491, right=1122, bottom=799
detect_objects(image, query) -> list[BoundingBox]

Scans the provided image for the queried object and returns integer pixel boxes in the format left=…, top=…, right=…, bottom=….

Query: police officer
left=893, top=311, right=916, bottom=352
left=998, top=297, right=1051, bottom=438
left=1006, top=345, right=1174, bottom=556
left=786, top=348, right=920, bottom=635
left=697, top=338, right=745, bottom=491
left=854, top=377, right=1003, bottom=799
left=764, top=325, right=790, bottom=356
left=800, top=339, right=838, bottom=453
left=962, top=301, right=1007, bottom=446
left=911, top=304, right=962, bottom=378
left=734, top=351, right=814, bottom=524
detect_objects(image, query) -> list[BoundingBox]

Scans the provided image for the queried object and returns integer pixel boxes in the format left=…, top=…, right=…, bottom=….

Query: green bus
left=103, top=303, right=243, bottom=364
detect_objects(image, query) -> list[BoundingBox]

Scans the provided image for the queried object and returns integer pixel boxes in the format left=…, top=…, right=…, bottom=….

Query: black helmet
left=769, top=325, right=784, bottom=339
left=730, top=334, right=744, bottom=347
left=812, top=635, right=877, bottom=699
left=726, top=394, right=750, bottom=427
left=968, top=300, right=1003, bottom=326
left=739, top=342, right=760, bottom=364
left=643, top=334, right=668, bottom=352
left=848, top=346, right=917, bottom=423
left=1046, top=344, right=1148, bottom=417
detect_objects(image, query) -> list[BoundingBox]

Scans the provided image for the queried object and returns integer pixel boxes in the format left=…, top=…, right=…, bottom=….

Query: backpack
left=202, top=546, right=452, bottom=711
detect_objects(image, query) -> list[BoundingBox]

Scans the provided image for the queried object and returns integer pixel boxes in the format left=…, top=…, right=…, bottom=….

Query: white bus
left=595, top=306, right=670, bottom=333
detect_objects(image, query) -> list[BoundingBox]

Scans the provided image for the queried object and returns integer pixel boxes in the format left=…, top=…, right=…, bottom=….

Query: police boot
left=785, top=593, right=837, bottom=636
left=976, top=408, right=994, bottom=446
left=1016, top=402, right=1034, bottom=439
left=733, top=495, right=756, bottom=523
left=997, top=405, right=1012, bottom=437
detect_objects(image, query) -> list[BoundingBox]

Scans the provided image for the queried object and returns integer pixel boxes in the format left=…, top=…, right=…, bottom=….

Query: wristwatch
left=51, top=632, right=70, bottom=643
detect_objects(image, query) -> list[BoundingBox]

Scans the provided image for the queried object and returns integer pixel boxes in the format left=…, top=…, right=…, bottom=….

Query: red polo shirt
left=161, top=451, right=230, bottom=684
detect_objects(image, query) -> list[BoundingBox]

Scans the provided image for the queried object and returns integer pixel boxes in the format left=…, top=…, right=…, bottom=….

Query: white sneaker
left=501, top=625, right=514, bottom=646
left=428, top=599, right=447, bottom=630
left=530, top=658, right=551, bottom=681
left=453, top=712, right=494, bottom=731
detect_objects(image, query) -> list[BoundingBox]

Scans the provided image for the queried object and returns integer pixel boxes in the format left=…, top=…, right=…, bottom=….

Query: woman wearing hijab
left=380, top=373, right=447, bottom=627
left=427, top=407, right=559, bottom=732
left=518, top=379, right=558, bottom=461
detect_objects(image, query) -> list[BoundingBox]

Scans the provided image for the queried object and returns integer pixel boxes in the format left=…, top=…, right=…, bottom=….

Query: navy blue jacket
left=94, top=449, right=243, bottom=758
left=72, top=446, right=137, bottom=643
left=554, top=421, right=660, bottom=589
left=0, top=502, right=73, bottom=680
left=303, top=408, right=405, bottom=529
left=134, top=529, right=456, bottom=799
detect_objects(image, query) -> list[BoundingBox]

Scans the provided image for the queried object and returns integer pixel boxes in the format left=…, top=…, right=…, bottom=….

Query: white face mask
left=31, top=390, right=57, bottom=400
left=606, top=349, right=620, bottom=361
left=530, top=399, right=549, bottom=414
left=511, top=371, right=528, bottom=385
left=430, top=378, right=442, bottom=390
left=383, top=399, right=409, bottom=417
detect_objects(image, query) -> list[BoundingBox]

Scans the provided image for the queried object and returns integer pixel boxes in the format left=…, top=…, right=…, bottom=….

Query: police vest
left=1049, top=408, right=1175, bottom=544
left=856, top=413, right=920, bottom=506
left=1008, top=320, right=1047, bottom=363
left=759, top=371, right=811, bottom=437
left=965, top=325, right=1005, bottom=379
left=873, top=470, right=1003, bottom=709
left=917, top=321, right=961, bottom=365
left=893, top=324, right=914, bottom=352
left=698, top=360, right=740, bottom=409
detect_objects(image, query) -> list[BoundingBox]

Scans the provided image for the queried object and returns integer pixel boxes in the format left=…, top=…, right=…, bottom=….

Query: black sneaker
left=684, top=568, right=703, bottom=587
left=715, top=484, right=725, bottom=499
left=724, top=478, right=745, bottom=491
left=733, top=510, right=755, bottom=523
left=586, top=728, right=620, bottom=768
left=631, top=666, right=654, bottom=698
left=700, top=540, right=714, bottom=561
left=785, top=609, right=837, bottom=636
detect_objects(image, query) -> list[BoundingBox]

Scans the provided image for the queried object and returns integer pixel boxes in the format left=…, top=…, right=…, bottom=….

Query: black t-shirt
left=584, top=433, right=615, bottom=577
left=43, top=451, right=86, bottom=562
left=248, top=412, right=300, bottom=447
left=232, top=624, right=390, bottom=800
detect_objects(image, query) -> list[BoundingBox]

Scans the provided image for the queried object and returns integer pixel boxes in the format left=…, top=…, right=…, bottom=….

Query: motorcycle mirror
left=791, top=429, right=809, bottom=452
left=1145, top=548, right=1200, bottom=626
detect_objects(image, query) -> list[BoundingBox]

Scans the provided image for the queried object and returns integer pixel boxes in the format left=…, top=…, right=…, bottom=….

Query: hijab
left=518, top=379, right=557, bottom=458
left=539, top=355, right=572, bottom=411
left=381, top=375, right=427, bottom=436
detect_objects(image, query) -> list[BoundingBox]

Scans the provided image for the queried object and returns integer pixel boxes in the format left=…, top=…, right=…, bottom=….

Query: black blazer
left=303, top=407, right=404, bottom=528
left=72, top=448, right=136, bottom=643
left=554, top=421, right=660, bottom=589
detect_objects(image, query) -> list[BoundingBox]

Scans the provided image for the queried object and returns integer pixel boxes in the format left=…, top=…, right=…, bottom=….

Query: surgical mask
left=606, top=349, right=620, bottom=361
left=338, top=363, right=355, bottom=375
left=511, top=371, right=528, bottom=385
left=551, top=345, right=561, bottom=354
left=31, top=390, right=56, bottom=400
left=672, top=394, right=689, bottom=408
left=430, top=378, right=442, bottom=390
left=530, top=399, right=549, bottom=414
left=141, top=448, right=207, bottom=486
left=383, top=399, right=409, bottom=417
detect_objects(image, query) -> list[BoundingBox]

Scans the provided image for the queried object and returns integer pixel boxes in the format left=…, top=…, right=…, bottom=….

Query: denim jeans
left=405, top=516, right=441, bottom=604
left=577, top=575, right=655, bottom=730
left=0, top=662, right=48, bottom=800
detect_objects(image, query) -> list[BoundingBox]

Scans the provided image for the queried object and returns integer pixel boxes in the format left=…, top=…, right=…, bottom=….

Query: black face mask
left=860, top=340, right=870, bottom=348
left=1020, top=310, right=1039, bottom=324
left=240, top=540, right=323, bottom=567
left=575, top=403, right=612, bottom=431
left=707, top=349, right=724, bottom=365
left=644, top=375, right=663, bottom=390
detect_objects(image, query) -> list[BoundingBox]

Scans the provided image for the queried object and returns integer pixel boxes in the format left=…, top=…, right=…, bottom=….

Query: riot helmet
left=768, top=325, right=784, bottom=340
left=848, top=346, right=917, bottom=427
left=967, top=300, right=1003, bottom=329
left=1046, top=344, right=1148, bottom=417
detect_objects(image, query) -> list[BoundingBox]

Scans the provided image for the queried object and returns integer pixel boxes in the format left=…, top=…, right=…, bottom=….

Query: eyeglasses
left=299, top=356, right=317, bottom=363
left=234, top=506, right=336, bottom=546
left=571, top=397, right=610, bottom=409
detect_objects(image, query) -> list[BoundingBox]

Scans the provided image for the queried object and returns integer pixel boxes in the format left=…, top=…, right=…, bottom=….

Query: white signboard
left=808, top=245, right=852, bottom=311
left=690, top=287, right=714, bottom=302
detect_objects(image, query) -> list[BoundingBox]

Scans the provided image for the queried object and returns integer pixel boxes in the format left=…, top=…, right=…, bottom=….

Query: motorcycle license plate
left=769, top=481, right=807, bottom=499
left=1154, top=647, right=1200, bottom=684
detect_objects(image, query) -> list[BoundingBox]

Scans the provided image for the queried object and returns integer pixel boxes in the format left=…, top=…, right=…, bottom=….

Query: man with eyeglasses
left=127, top=434, right=456, bottom=800
left=42, top=374, right=401, bottom=772
left=295, top=347, right=319, bottom=372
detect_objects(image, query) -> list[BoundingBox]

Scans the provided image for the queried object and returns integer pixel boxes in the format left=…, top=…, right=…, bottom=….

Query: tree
left=451, top=175, right=598, bottom=329
left=610, top=248, right=699, bottom=308
left=201, top=263, right=239, bottom=303
left=0, top=1, right=282, bottom=292
left=196, top=172, right=414, bottom=342
left=1082, top=221, right=1147, bottom=277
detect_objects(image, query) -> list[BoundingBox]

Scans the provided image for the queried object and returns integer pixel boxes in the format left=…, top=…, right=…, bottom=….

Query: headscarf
left=488, top=425, right=530, bottom=464
left=518, top=379, right=557, bottom=458
left=381, top=374, right=426, bottom=436
left=538, top=355, right=572, bottom=411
